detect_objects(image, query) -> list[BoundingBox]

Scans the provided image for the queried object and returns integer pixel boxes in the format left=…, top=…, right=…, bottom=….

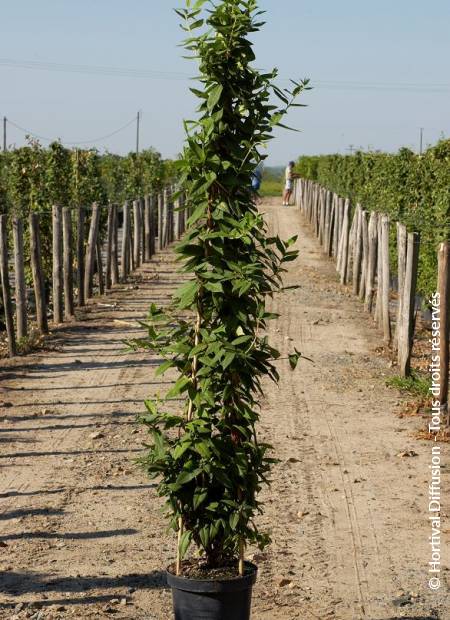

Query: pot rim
left=166, top=561, right=258, bottom=594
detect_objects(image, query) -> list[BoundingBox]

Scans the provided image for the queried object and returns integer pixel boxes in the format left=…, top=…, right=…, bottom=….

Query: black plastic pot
left=166, top=562, right=257, bottom=620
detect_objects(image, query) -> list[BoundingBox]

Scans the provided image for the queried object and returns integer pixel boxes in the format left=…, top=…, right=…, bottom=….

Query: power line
left=0, top=58, right=189, bottom=81
left=6, top=115, right=138, bottom=146
left=1, top=57, right=450, bottom=92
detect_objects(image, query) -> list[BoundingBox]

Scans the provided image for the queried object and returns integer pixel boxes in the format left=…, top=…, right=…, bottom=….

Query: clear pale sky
left=2, top=1, right=449, bottom=164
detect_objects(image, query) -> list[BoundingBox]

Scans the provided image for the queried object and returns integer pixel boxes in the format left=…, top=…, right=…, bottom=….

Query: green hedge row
left=297, top=140, right=450, bottom=299
left=0, top=140, right=172, bottom=219
left=0, top=141, right=173, bottom=326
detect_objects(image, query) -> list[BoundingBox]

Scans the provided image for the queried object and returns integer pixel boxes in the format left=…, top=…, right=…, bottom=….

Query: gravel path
left=0, top=200, right=448, bottom=619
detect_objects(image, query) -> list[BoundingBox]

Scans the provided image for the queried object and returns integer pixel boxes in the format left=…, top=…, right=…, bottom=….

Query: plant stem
left=176, top=517, right=183, bottom=576
left=239, top=539, right=244, bottom=576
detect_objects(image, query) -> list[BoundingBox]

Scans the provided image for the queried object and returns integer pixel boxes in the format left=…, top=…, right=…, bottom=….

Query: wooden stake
left=121, top=201, right=130, bottom=280
left=0, top=214, right=16, bottom=356
left=111, top=204, right=119, bottom=285
left=346, top=204, right=356, bottom=284
left=133, top=199, right=141, bottom=268
left=52, top=205, right=63, bottom=324
left=398, top=232, right=420, bottom=376
left=380, top=215, right=392, bottom=345
left=339, top=200, right=351, bottom=284
left=29, top=213, right=48, bottom=334
left=396, top=223, right=407, bottom=348
left=364, top=212, right=378, bottom=313
left=105, top=204, right=114, bottom=290
left=150, top=194, right=156, bottom=256
left=84, top=203, right=100, bottom=301
left=352, top=205, right=363, bottom=296
left=62, top=207, right=74, bottom=319
left=144, top=195, right=152, bottom=261
left=77, top=207, right=85, bottom=307
left=359, top=210, right=368, bottom=300
left=239, top=539, right=245, bottom=577
left=158, top=192, right=164, bottom=250
left=438, top=242, right=450, bottom=424
left=12, top=217, right=27, bottom=339
left=96, top=238, right=104, bottom=296
left=176, top=517, right=183, bottom=576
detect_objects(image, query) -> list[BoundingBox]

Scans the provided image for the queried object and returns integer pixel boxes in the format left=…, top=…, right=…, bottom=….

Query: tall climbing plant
left=134, top=0, right=309, bottom=575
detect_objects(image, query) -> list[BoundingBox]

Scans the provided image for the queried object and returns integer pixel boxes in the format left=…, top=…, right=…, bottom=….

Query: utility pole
left=419, top=127, right=424, bottom=156
left=136, top=110, right=141, bottom=154
left=2, top=117, right=6, bottom=152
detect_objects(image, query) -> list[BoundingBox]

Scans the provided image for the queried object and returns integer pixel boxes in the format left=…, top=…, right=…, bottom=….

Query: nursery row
left=0, top=141, right=173, bottom=217
left=0, top=188, right=186, bottom=357
left=295, top=178, right=450, bottom=421
left=297, top=141, right=450, bottom=299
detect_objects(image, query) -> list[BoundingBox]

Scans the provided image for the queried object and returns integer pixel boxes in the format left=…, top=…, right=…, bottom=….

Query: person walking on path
left=251, top=163, right=263, bottom=204
left=283, top=160, right=299, bottom=206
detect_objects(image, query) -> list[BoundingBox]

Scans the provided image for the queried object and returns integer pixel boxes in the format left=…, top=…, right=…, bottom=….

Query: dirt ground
left=0, top=198, right=448, bottom=620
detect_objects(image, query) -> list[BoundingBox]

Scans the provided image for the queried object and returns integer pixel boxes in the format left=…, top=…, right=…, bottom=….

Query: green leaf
left=173, top=441, right=191, bottom=460
left=193, top=489, right=208, bottom=510
left=178, top=530, right=192, bottom=560
left=155, top=359, right=174, bottom=377
left=229, top=512, right=239, bottom=530
left=165, top=375, right=191, bottom=399
left=176, top=468, right=201, bottom=486
left=207, top=84, right=223, bottom=111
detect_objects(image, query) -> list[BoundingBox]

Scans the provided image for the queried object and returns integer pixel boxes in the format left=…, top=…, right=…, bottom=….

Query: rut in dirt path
left=0, top=201, right=448, bottom=620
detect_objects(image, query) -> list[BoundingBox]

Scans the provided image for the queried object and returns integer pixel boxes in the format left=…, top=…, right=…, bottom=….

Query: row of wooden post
left=0, top=188, right=186, bottom=357
left=295, top=179, right=450, bottom=415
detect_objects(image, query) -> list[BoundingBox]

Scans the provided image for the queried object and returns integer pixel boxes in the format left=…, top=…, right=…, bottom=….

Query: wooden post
left=111, top=204, right=119, bottom=285
left=105, top=204, right=114, bottom=290
left=398, top=232, right=420, bottom=376
left=346, top=205, right=356, bottom=284
left=140, top=198, right=146, bottom=261
left=318, top=188, right=325, bottom=246
left=0, top=215, right=16, bottom=356
left=151, top=194, right=157, bottom=256
left=380, top=215, right=392, bottom=345
left=396, top=223, right=408, bottom=347
left=158, top=192, right=164, bottom=250
left=336, top=197, right=344, bottom=272
left=162, top=188, right=170, bottom=248
left=179, top=192, right=186, bottom=237
left=339, top=200, right=351, bottom=284
left=77, top=207, right=85, bottom=307
left=12, top=217, right=27, bottom=339
left=121, top=201, right=130, bottom=280
left=352, top=205, right=363, bottom=296
left=327, top=192, right=334, bottom=257
left=133, top=199, right=141, bottom=268
left=364, top=212, right=378, bottom=313
left=336, top=196, right=344, bottom=257
left=359, top=210, right=369, bottom=300
left=437, top=242, right=450, bottom=424
left=84, top=203, right=100, bottom=300
left=375, top=215, right=383, bottom=325
left=96, top=237, right=104, bottom=295
left=29, top=213, right=48, bottom=334
left=62, top=207, right=74, bottom=319
left=128, top=206, right=134, bottom=272
left=144, top=195, right=152, bottom=261
left=52, top=204, right=63, bottom=324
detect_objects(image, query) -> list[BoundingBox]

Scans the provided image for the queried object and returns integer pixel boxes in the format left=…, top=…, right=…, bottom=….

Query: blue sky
left=1, top=1, right=449, bottom=164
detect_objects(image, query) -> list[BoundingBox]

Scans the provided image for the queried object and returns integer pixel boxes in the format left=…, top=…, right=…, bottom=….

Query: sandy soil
left=0, top=199, right=448, bottom=620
